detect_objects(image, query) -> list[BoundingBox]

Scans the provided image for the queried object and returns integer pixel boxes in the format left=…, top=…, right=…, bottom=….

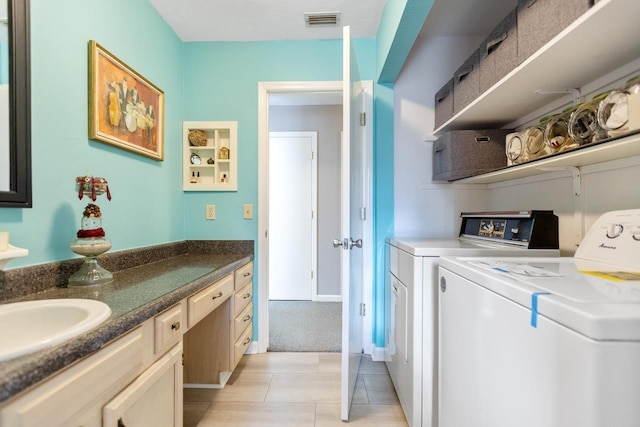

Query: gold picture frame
left=88, top=40, right=164, bottom=160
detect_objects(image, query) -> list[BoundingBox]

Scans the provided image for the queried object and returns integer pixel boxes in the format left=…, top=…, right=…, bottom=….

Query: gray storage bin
left=517, top=0, right=593, bottom=61
left=453, top=49, right=480, bottom=114
left=434, top=79, right=454, bottom=129
left=478, top=8, right=520, bottom=94
left=432, top=129, right=512, bottom=181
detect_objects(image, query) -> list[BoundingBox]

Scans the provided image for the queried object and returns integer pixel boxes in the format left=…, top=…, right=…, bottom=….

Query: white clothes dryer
left=438, top=209, right=640, bottom=427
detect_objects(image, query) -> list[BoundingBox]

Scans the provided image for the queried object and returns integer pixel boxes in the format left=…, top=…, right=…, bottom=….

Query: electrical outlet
left=206, top=204, right=216, bottom=220
left=243, top=204, right=253, bottom=220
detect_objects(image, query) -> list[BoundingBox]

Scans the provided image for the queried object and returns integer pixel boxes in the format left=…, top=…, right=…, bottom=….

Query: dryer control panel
left=459, top=210, right=559, bottom=249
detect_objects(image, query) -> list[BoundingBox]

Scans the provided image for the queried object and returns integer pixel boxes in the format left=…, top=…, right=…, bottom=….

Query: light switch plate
left=243, top=204, right=253, bottom=220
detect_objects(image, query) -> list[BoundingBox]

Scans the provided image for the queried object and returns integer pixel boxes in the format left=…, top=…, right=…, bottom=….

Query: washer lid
left=386, top=237, right=559, bottom=257
left=439, top=256, right=640, bottom=341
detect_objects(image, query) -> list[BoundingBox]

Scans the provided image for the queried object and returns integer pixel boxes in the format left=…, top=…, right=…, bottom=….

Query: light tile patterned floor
left=184, top=352, right=408, bottom=426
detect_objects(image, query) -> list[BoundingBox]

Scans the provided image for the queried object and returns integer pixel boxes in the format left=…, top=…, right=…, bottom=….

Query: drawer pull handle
left=242, top=315, right=251, bottom=322
left=212, top=292, right=224, bottom=300
left=243, top=293, right=251, bottom=299
left=243, top=272, right=251, bottom=277
left=171, top=321, right=181, bottom=331
left=243, top=337, right=251, bottom=345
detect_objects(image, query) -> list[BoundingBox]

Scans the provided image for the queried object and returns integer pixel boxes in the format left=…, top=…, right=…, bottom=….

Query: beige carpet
left=268, top=301, right=342, bottom=352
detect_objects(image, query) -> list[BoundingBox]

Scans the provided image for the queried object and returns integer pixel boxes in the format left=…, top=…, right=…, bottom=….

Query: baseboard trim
left=246, top=341, right=259, bottom=354
left=370, top=344, right=389, bottom=362
left=314, top=295, right=342, bottom=302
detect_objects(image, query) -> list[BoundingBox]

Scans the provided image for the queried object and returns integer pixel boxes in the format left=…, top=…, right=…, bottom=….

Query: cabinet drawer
left=234, top=262, right=253, bottom=290
left=233, top=281, right=253, bottom=316
left=187, top=274, right=234, bottom=328
left=234, top=302, right=253, bottom=342
left=0, top=328, right=144, bottom=427
left=233, top=324, right=253, bottom=368
left=154, top=304, right=183, bottom=355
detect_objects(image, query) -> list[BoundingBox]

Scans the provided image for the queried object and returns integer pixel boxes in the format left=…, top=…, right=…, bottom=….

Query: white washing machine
left=438, top=209, right=640, bottom=427
left=386, top=211, right=560, bottom=427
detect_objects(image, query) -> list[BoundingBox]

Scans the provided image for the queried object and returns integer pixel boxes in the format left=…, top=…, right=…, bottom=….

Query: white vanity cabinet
left=183, top=262, right=254, bottom=387
left=0, top=325, right=150, bottom=427
left=231, top=262, right=253, bottom=370
left=0, top=260, right=254, bottom=427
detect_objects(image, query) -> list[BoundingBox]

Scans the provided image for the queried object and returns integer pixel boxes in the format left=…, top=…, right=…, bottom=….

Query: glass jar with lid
left=506, top=132, right=527, bottom=166
left=544, top=110, right=577, bottom=154
left=523, top=125, right=550, bottom=161
left=568, top=93, right=608, bottom=145
left=597, top=75, right=640, bottom=138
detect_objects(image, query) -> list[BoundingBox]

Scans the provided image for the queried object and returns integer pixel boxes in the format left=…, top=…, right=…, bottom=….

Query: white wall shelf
left=434, top=0, right=640, bottom=134
left=0, top=245, right=28, bottom=270
left=455, top=131, right=640, bottom=184
left=183, top=121, right=237, bottom=191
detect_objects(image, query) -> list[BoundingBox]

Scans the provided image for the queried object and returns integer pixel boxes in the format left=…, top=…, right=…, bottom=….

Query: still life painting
left=88, top=40, right=164, bottom=160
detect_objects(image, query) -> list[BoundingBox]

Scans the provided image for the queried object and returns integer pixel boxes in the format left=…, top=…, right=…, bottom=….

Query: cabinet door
left=391, top=275, right=408, bottom=363
left=103, top=343, right=183, bottom=427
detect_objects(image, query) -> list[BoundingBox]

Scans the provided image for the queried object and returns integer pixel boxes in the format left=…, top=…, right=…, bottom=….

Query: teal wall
left=376, top=0, right=434, bottom=83
left=181, top=39, right=375, bottom=243
left=0, top=0, right=185, bottom=267
left=372, top=85, right=395, bottom=347
left=371, top=0, right=435, bottom=347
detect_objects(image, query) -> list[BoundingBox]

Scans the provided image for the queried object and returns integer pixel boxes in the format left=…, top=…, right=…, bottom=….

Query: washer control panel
left=575, top=209, right=640, bottom=271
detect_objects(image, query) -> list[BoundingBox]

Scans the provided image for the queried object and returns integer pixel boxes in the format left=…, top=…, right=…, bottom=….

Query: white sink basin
left=0, top=299, right=111, bottom=362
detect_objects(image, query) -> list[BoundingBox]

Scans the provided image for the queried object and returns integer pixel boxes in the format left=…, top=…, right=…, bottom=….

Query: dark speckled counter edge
left=0, top=240, right=253, bottom=404
left=0, top=240, right=254, bottom=301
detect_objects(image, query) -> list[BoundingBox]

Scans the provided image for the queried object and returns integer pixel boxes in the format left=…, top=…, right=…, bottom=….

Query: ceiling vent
left=304, top=12, right=341, bottom=27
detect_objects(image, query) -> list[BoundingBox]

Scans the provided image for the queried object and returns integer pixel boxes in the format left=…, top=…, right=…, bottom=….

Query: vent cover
left=304, top=12, right=341, bottom=27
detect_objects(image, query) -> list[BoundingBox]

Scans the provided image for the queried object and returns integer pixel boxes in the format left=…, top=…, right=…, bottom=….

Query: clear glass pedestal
left=68, top=236, right=113, bottom=287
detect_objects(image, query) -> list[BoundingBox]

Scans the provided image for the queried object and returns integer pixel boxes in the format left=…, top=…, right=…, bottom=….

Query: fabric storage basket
left=517, top=0, right=593, bottom=61
left=434, top=79, right=454, bottom=129
left=478, top=8, right=520, bottom=94
left=453, top=49, right=480, bottom=114
left=432, top=129, right=512, bottom=181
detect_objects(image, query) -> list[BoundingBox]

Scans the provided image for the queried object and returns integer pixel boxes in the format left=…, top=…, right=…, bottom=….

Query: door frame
left=268, top=131, right=318, bottom=301
left=257, top=80, right=373, bottom=354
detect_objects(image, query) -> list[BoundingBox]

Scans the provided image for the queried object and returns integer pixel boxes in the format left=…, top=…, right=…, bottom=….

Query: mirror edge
left=0, top=0, right=31, bottom=208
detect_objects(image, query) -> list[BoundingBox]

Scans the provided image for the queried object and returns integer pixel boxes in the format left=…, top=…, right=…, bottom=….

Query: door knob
left=333, top=238, right=346, bottom=249
left=349, top=238, right=363, bottom=249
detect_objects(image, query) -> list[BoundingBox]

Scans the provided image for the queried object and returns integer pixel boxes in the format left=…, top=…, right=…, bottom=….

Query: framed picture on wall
left=88, top=40, right=165, bottom=160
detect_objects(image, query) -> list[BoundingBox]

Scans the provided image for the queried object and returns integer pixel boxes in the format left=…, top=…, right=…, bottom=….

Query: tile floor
left=184, top=352, right=408, bottom=426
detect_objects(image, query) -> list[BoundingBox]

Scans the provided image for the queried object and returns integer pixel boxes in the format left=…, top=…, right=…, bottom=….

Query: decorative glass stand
left=68, top=236, right=113, bottom=287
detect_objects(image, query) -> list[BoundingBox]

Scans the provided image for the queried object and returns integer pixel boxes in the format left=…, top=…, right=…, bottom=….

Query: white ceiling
left=149, top=0, right=388, bottom=42
left=150, top=0, right=517, bottom=43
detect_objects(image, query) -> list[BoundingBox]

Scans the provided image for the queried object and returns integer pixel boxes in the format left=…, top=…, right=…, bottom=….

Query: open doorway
left=267, top=94, right=343, bottom=352
left=257, top=80, right=374, bottom=355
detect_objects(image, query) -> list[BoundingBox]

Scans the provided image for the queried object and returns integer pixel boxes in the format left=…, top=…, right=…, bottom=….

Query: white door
left=268, top=131, right=318, bottom=301
left=340, top=25, right=365, bottom=421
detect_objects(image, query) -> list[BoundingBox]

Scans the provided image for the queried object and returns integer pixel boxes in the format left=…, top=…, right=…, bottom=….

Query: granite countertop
left=0, top=250, right=252, bottom=404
